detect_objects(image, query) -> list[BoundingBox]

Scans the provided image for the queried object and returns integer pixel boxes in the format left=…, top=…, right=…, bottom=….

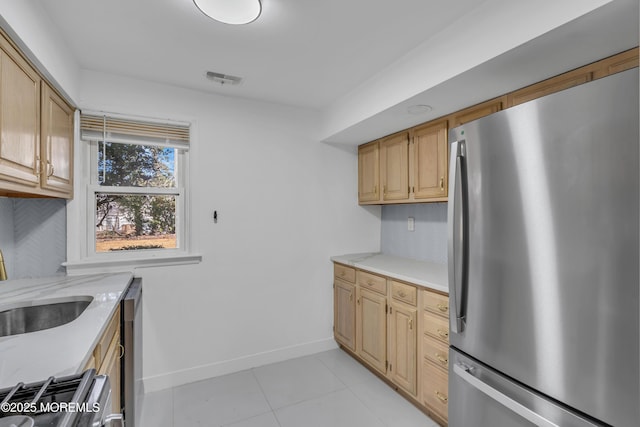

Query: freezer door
left=449, top=349, right=604, bottom=427
left=448, top=69, right=639, bottom=426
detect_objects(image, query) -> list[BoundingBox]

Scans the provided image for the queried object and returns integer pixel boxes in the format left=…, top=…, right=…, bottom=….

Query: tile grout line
left=249, top=368, right=283, bottom=427
left=313, top=351, right=392, bottom=427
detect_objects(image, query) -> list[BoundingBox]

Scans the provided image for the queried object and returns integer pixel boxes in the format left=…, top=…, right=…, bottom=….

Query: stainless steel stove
left=0, top=370, right=122, bottom=427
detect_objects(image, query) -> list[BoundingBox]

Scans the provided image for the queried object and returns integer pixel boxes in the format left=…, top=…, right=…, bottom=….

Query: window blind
left=80, top=113, right=190, bottom=149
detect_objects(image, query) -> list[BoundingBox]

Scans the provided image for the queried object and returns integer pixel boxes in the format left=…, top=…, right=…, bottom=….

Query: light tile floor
left=139, top=348, right=440, bottom=427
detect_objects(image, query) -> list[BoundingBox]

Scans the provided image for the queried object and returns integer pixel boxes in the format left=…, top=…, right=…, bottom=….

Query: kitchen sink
left=0, top=296, right=93, bottom=337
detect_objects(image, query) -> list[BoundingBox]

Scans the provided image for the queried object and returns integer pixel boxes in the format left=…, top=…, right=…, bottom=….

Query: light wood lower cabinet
left=420, top=289, right=450, bottom=426
left=334, top=278, right=356, bottom=352
left=357, top=287, right=387, bottom=374
left=388, top=301, right=417, bottom=395
left=84, top=306, right=122, bottom=416
left=332, top=263, right=449, bottom=426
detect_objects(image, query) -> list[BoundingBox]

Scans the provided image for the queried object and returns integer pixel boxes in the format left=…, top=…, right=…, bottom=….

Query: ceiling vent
left=206, top=71, right=243, bottom=85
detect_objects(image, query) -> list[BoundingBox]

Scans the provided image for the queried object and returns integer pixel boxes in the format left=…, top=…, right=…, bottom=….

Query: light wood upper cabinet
left=355, top=49, right=638, bottom=207
left=412, top=120, right=448, bottom=200
left=0, top=36, right=41, bottom=188
left=592, top=48, right=638, bottom=80
left=449, top=97, right=504, bottom=128
left=0, top=30, right=75, bottom=199
left=358, top=140, right=380, bottom=203
left=41, top=82, right=74, bottom=197
left=380, top=132, right=409, bottom=201
left=506, top=67, right=592, bottom=108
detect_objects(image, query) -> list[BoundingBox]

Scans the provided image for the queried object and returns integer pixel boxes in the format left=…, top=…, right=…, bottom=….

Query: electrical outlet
left=408, top=217, right=415, bottom=231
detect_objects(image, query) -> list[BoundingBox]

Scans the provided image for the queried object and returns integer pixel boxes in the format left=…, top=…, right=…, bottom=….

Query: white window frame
left=64, top=111, right=201, bottom=275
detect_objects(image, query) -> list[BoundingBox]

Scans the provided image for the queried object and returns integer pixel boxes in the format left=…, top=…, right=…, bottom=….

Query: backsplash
left=0, top=198, right=67, bottom=279
left=380, top=203, right=447, bottom=263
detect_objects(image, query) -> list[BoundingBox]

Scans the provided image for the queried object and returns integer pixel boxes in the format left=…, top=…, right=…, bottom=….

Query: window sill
left=63, top=252, right=202, bottom=275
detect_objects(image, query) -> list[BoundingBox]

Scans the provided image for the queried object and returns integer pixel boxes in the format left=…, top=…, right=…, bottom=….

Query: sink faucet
left=0, top=249, right=7, bottom=281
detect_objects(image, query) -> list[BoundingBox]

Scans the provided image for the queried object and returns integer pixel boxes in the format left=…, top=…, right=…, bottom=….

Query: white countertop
left=0, top=273, right=133, bottom=388
left=331, top=253, right=448, bottom=293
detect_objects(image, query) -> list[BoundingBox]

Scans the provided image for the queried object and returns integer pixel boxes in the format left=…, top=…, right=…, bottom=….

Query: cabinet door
left=334, top=279, right=356, bottom=351
left=388, top=303, right=417, bottom=395
left=98, top=331, right=122, bottom=416
left=41, top=83, right=73, bottom=197
left=449, top=97, right=504, bottom=128
left=0, top=41, right=40, bottom=187
left=413, top=121, right=447, bottom=200
left=380, top=133, right=409, bottom=201
left=357, top=287, right=387, bottom=373
left=358, top=141, right=380, bottom=203
left=592, top=48, right=638, bottom=80
left=506, top=67, right=592, bottom=107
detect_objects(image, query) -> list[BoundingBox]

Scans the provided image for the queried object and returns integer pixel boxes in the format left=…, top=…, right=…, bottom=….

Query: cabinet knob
left=439, top=177, right=444, bottom=190
left=437, top=329, right=449, bottom=339
left=435, top=391, right=448, bottom=403
left=435, top=352, right=448, bottom=365
left=398, top=291, right=407, bottom=298
left=436, top=303, right=448, bottom=313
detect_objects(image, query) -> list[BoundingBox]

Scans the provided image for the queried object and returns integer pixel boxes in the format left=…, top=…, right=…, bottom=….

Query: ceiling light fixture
left=193, top=0, right=262, bottom=25
left=407, top=104, right=433, bottom=115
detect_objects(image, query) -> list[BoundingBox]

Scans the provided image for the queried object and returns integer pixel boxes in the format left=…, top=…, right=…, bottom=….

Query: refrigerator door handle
left=448, top=140, right=467, bottom=333
left=454, top=363, right=560, bottom=427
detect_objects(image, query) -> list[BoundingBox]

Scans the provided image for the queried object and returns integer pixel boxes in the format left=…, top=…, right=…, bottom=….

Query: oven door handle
left=104, top=413, right=124, bottom=427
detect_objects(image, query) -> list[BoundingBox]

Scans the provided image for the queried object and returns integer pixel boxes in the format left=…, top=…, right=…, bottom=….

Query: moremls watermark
left=0, top=401, right=101, bottom=414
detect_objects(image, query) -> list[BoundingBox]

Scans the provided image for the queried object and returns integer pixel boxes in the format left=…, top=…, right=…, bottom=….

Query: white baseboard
left=142, top=338, right=338, bottom=393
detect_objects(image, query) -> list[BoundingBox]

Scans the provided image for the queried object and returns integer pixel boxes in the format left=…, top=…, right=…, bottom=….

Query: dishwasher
left=121, top=278, right=142, bottom=427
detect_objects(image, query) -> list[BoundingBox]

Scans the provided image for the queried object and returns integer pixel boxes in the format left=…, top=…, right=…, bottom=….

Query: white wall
left=78, top=70, right=381, bottom=391
left=0, top=0, right=80, bottom=103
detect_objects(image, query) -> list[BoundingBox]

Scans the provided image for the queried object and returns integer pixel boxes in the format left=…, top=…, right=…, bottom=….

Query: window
left=80, top=113, right=190, bottom=256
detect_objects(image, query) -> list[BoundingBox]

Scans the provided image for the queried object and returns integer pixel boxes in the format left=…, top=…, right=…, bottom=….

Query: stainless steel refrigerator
left=447, top=67, right=639, bottom=427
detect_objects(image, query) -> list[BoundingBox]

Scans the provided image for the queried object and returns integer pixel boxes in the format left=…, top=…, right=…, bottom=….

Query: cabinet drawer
left=357, top=271, right=386, bottom=295
left=391, top=281, right=417, bottom=306
left=422, top=360, right=448, bottom=422
left=423, top=311, right=449, bottom=344
left=423, top=290, right=449, bottom=318
left=334, top=263, right=356, bottom=283
left=422, top=334, right=449, bottom=370
left=94, top=306, right=120, bottom=369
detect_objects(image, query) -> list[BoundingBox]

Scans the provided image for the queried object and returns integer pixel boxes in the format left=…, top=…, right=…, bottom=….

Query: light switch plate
left=408, top=217, right=415, bottom=231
